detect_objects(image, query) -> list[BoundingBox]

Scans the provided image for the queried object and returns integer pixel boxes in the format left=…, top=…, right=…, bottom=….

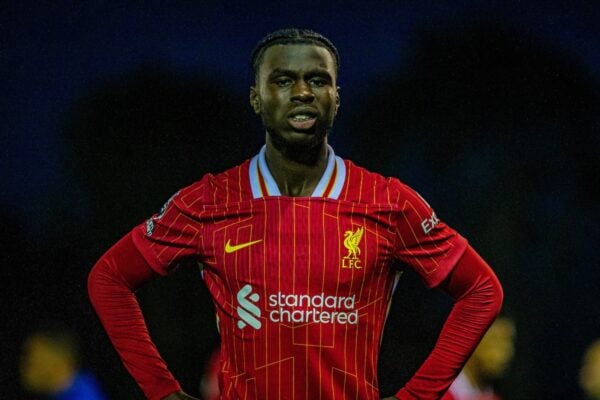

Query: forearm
left=395, top=246, right=503, bottom=400
left=88, top=232, right=181, bottom=400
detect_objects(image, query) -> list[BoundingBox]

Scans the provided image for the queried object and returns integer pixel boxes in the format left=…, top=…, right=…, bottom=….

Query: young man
left=88, top=28, right=503, bottom=400
left=20, top=326, right=107, bottom=400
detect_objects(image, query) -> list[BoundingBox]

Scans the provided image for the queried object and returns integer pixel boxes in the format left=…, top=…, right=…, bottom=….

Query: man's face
left=471, top=317, right=516, bottom=380
left=20, top=335, right=73, bottom=393
left=250, top=44, right=339, bottom=154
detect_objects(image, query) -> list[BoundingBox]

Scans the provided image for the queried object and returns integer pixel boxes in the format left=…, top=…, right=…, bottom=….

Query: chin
left=268, top=127, right=328, bottom=163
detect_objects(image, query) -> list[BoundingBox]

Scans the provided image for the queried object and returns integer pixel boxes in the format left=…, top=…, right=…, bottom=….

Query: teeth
left=291, top=114, right=313, bottom=121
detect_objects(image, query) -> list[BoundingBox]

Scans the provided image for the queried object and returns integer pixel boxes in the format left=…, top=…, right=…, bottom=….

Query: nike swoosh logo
left=225, top=239, right=263, bottom=253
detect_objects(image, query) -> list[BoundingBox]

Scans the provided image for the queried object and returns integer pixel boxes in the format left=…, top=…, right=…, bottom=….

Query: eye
left=309, top=78, right=327, bottom=87
left=275, top=77, right=293, bottom=87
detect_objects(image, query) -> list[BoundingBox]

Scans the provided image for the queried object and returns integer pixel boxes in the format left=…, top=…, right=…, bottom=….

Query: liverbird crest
left=343, top=226, right=364, bottom=259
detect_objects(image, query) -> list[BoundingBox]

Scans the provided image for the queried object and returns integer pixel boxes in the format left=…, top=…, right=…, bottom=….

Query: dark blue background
left=3, top=1, right=599, bottom=398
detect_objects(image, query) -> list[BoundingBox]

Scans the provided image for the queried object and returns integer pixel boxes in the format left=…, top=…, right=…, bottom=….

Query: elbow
left=87, top=261, right=101, bottom=307
left=488, top=272, right=504, bottom=319
left=87, top=259, right=109, bottom=308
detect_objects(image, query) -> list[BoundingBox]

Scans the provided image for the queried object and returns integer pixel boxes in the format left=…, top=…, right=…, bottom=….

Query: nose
left=291, top=80, right=315, bottom=103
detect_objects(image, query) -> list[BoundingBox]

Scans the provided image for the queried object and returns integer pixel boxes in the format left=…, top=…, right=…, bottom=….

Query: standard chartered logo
left=237, top=284, right=262, bottom=330
left=269, top=292, right=358, bottom=325
left=236, top=285, right=359, bottom=329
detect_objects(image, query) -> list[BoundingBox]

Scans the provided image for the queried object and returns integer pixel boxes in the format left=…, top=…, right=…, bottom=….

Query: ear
left=249, top=87, right=261, bottom=114
left=335, top=86, right=341, bottom=115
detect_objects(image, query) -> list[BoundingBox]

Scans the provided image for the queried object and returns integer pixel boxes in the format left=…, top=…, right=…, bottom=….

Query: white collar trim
left=249, top=145, right=346, bottom=199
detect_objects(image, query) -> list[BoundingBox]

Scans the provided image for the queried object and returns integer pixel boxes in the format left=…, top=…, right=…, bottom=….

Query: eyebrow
left=267, top=67, right=333, bottom=79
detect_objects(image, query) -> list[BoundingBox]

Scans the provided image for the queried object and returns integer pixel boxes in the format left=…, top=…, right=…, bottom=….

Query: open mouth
left=288, top=111, right=318, bottom=131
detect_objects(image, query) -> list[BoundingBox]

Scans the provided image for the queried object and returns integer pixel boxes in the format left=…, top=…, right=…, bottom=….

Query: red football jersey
left=132, top=146, right=467, bottom=400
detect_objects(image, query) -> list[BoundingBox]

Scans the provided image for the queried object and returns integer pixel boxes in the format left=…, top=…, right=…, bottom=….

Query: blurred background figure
left=581, top=339, right=600, bottom=399
left=20, top=326, right=107, bottom=400
left=443, top=316, right=516, bottom=400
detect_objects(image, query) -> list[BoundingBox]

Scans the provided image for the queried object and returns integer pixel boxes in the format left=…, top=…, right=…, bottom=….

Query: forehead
left=258, top=44, right=336, bottom=76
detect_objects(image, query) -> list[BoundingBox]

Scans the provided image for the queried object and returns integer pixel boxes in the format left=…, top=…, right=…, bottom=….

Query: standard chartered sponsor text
left=268, top=292, right=358, bottom=324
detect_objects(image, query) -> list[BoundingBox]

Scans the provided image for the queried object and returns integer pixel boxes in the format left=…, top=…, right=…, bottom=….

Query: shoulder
left=172, top=159, right=252, bottom=211
left=341, top=159, right=416, bottom=205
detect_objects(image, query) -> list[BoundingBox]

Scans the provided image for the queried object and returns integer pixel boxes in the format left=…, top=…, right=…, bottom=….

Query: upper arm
left=131, top=189, right=204, bottom=275
left=391, top=181, right=468, bottom=288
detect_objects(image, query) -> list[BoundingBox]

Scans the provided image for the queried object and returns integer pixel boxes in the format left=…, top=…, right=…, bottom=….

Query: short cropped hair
left=251, top=28, right=340, bottom=77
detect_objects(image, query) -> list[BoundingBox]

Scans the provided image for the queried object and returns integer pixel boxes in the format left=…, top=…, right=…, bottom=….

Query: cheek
left=261, top=93, right=286, bottom=114
left=323, top=92, right=338, bottom=111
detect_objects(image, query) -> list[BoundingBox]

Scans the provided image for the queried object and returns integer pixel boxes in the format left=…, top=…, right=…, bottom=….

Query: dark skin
left=250, top=43, right=340, bottom=196
left=165, top=44, right=396, bottom=400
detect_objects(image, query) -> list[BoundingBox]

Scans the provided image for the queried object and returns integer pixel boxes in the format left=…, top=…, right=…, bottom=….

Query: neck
left=264, top=135, right=329, bottom=197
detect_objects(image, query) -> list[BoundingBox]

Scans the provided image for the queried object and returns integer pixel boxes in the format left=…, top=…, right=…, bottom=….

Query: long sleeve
left=394, top=245, right=503, bottom=400
left=88, top=232, right=182, bottom=400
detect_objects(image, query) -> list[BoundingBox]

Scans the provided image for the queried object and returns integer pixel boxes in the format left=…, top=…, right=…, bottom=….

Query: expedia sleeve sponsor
left=391, top=180, right=469, bottom=288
